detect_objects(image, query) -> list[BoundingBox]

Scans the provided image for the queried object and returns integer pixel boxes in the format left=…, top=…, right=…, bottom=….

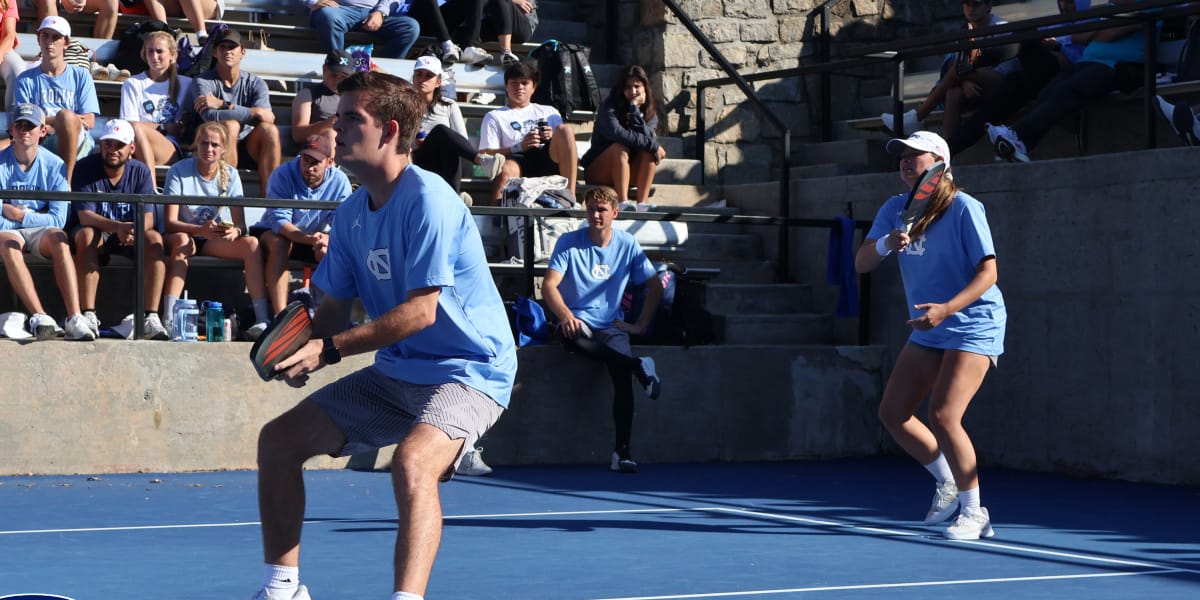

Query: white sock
left=392, top=593, right=423, bottom=600
left=263, top=564, right=299, bottom=593
left=923, top=452, right=954, bottom=484
left=253, top=298, right=272, bottom=324
left=164, top=295, right=179, bottom=322
left=958, top=486, right=981, bottom=511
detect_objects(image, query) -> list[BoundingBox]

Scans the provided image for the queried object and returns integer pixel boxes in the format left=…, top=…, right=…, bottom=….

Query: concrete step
left=705, top=283, right=814, bottom=315
left=679, top=232, right=762, bottom=261
left=681, top=259, right=777, bottom=284
left=789, top=163, right=853, bottom=180
left=654, top=158, right=702, bottom=185
left=719, top=313, right=835, bottom=345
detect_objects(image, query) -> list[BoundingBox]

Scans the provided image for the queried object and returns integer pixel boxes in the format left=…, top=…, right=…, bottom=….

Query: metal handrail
left=659, top=0, right=793, bottom=282
left=817, top=0, right=851, bottom=142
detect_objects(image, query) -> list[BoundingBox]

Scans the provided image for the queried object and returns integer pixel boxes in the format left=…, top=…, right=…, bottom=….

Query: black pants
left=1012, top=60, right=1116, bottom=150
left=481, top=0, right=534, bottom=44
left=412, top=125, right=475, bottom=192
left=562, top=332, right=642, bottom=454
left=410, top=0, right=484, bottom=46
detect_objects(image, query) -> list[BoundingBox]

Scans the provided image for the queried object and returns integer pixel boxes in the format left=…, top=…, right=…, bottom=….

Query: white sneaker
left=478, top=153, right=506, bottom=180
left=501, top=50, right=520, bottom=66
left=64, top=313, right=97, bottom=341
left=635, top=203, right=651, bottom=213
left=249, top=584, right=311, bottom=600
left=459, top=191, right=475, bottom=206
left=1156, top=95, right=1200, bottom=146
left=143, top=312, right=170, bottom=341
left=944, top=506, right=994, bottom=540
left=440, top=40, right=461, bottom=64
left=461, top=46, right=493, bottom=66
left=987, top=123, right=1029, bottom=162
left=619, top=201, right=638, bottom=212
left=246, top=321, right=268, bottom=341
left=637, top=356, right=661, bottom=400
left=924, top=479, right=959, bottom=524
left=457, top=446, right=493, bottom=476
left=28, top=313, right=60, bottom=340
left=610, top=451, right=639, bottom=473
left=83, top=310, right=101, bottom=337
left=880, top=109, right=919, bottom=134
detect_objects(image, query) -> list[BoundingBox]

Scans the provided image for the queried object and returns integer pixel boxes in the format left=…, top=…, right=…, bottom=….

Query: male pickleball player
left=251, top=72, right=517, bottom=600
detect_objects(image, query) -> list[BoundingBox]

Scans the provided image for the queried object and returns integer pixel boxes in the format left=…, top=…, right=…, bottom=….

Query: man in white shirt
left=477, top=62, right=578, bottom=204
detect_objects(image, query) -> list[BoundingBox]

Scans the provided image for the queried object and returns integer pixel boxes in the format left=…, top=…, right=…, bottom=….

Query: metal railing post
left=696, top=81, right=706, bottom=184
left=522, top=214, right=536, bottom=298
left=1145, top=20, right=1158, bottom=149
left=134, top=201, right=146, bottom=340
left=820, top=5, right=833, bottom=142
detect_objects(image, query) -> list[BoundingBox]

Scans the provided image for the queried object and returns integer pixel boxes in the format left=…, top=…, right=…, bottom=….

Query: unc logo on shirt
left=367, top=248, right=391, bottom=281
left=905, top=234, right=927, bottom=257
left=591, top=263, right=611, bottom=280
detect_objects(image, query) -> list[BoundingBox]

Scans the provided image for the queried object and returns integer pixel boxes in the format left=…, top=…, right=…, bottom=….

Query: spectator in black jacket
left=580, top=65, right=665, bottom=211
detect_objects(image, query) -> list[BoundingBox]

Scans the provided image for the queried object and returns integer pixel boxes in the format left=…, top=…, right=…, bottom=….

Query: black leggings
left=481, top=0, right=534, bottom=44
left=563, top=334, right=640, bottom=453
left=412, top=124, right=475, bottom=192
left=410, top=0, right=485, bottom=47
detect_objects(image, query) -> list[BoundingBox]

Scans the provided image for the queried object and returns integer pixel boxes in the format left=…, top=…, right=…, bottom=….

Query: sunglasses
left=12, top=121, right=39, bottom=131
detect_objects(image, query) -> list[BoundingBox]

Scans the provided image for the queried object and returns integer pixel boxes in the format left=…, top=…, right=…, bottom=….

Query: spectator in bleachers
left=404, top=0, right=493, bottom=66
left=252, top=133, right=351, bottom=316
left=987, top=0, right=1153, bottom=162
left=0, top=103, right=93, bottom=341
left=478, top=62, right=578, bottom=205
left=481, top=0, right=537, bottom=66
left=1155, top=96, right=1200, bottom=146
left=34, top=0, right=118, bottom=40
left=291, top=50, right=354, bottom=145
left=946, top=0, right=1091, bottom=155
left=541, top=185, right=664, bottom=474
left=0, top=0, right=27, bottom=112
left=184, top=28, right=282, bottom=190
left=121, top=30, right=193, bottom=189
left=581, top=65, right=665, bottom=211
left=306, top=0, right=419, bottom=59
left=410, top=55, right=505, bottom=196
left=162, top=121, right=272, bottom=339
left=881, top=0, right=1018, bottom=139
left=135, top=0, right=225, bottom=42
left=14, top=17, right=101, bottom=183
left=69, top=119, right=171, bottom=340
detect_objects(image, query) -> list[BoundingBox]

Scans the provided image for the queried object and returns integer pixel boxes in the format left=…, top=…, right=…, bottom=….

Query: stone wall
left=571, top=1, right=1002, bottom=185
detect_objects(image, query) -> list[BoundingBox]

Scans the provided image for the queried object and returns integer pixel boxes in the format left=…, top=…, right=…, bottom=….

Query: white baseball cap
left=99, top=119, right=135, bottom=145
left=885, top=130, right=951, bottom=169
left=38, top=16, right=71, bottom=38
left=414, top=55, right=442, bottom=75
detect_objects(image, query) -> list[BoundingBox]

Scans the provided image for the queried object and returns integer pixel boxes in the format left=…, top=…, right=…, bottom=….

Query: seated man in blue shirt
left=305, top=0, right=420, bottom=59
left=541, top=185, right=664, bottom=473
left=70, top=119, right=170, bottom=341
left=252, top=133, right=352, bottom=315
left=0, top=104, right=91, bottom=341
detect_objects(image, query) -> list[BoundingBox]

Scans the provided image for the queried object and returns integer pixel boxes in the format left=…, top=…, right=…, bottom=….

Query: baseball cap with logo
left=885, top=130, right=951, bottom=169
left=100, top=119, right=136, bottom=145
left=11, top=103, right=46, bottom=126
left=414, top=55, right=443, bottom=75
left=324, top=50, right=355, bottom=75
left=213, top=27, right=243, bottom=47
left=38, top=16, right=71, bottom=38
left=299, top=134, right=334, bottom=162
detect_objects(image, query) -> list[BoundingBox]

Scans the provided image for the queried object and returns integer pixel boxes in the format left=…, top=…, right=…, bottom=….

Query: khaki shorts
left=312, top=366, right=504, bottom=480
left=0, top=226, right=59, bottom=259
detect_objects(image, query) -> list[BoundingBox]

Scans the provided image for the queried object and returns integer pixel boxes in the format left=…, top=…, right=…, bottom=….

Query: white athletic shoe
left=461, top=46, right=494, bottom=66
left=64, top=313, right=97, bottom=341
left=637, top=357, right=661, bottom=400
left=249, top=584, right=311, bottom=600
left=987, top=123, right=1029, bottom=163
left=478, top=152, right=505, bottom=180
left=610, top=451, right=639, bottom=473
left=924, top=479, right=959, bottom=524
left=457, top=446, right=493, bottom=476
left=944, top=506, right=994, bottom=540
left=143, top=312, right=170, bottom=341
left=83, top=310, right=101, bottom=337
left=880, top=109, right=919, bottom=134
left=440, top=41, right=461, bottom=65
left=28, top=313, right=60, bottom=340
left=246, top=321, right=268, bottom=341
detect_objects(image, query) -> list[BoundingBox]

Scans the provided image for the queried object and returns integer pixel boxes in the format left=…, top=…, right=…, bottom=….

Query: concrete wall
left=727, top=146, right=1200, bottom=485
left=0, top=340, right=885, bottom=476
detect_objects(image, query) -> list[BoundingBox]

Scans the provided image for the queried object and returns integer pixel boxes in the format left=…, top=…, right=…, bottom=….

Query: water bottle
left=440, top=67, right=456, bottom=101
left=173, top=297, right=199, bottom=342
left=204, top=301, right=224, bottom=342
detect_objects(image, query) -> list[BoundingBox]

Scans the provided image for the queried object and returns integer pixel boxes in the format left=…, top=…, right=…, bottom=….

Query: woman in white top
left=409, top=55, right=503, bottom=194
left=162, top=122, right=271, bottom=338
left=121, top=30, right=192, bottom=188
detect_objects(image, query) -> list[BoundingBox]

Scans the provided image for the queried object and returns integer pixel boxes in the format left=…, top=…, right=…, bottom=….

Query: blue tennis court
left=2, top=457, right=1198, bottom=599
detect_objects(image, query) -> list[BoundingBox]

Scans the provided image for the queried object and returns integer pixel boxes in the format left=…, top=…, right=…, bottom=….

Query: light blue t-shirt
left=868, top=191, right=1006, bottom=356
left=547, top=227, right=657, bottom=331
left=1080, top=19, right=1159, bottom=68
left=163, top=158, right=244, bottom=227
left=14, top=65, right=101, bottom=120
left=313, top=165, right=517, bottom=408
left=257, top=157, right=352, bottom=234
left=0, top=147, right=70, bottom=230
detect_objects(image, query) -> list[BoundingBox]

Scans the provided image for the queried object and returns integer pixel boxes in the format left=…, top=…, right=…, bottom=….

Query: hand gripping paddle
left=249, top=300, right=313, bottom=381
left=902, top=161, right=946, bottom=234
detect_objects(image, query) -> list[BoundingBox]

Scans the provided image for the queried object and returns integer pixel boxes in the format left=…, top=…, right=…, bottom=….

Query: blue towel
left=826, top=216, right=859, bottom=318
left=514, top=296, right=550, bottom=347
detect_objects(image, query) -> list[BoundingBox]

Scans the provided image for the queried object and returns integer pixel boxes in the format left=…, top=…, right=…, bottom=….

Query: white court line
left=590, top=569, right=1187, bottom=600
left=0, top=507, right=721, bottom=536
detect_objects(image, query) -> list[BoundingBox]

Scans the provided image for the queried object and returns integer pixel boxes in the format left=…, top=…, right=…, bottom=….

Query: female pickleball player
left=855, top=130, right=1006, bottom=540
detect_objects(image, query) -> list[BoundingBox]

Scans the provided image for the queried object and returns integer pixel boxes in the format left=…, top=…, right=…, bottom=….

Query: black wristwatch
left=322, top=336, right=342, bottom=365
left=221, top=99, right=231, bottom=110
